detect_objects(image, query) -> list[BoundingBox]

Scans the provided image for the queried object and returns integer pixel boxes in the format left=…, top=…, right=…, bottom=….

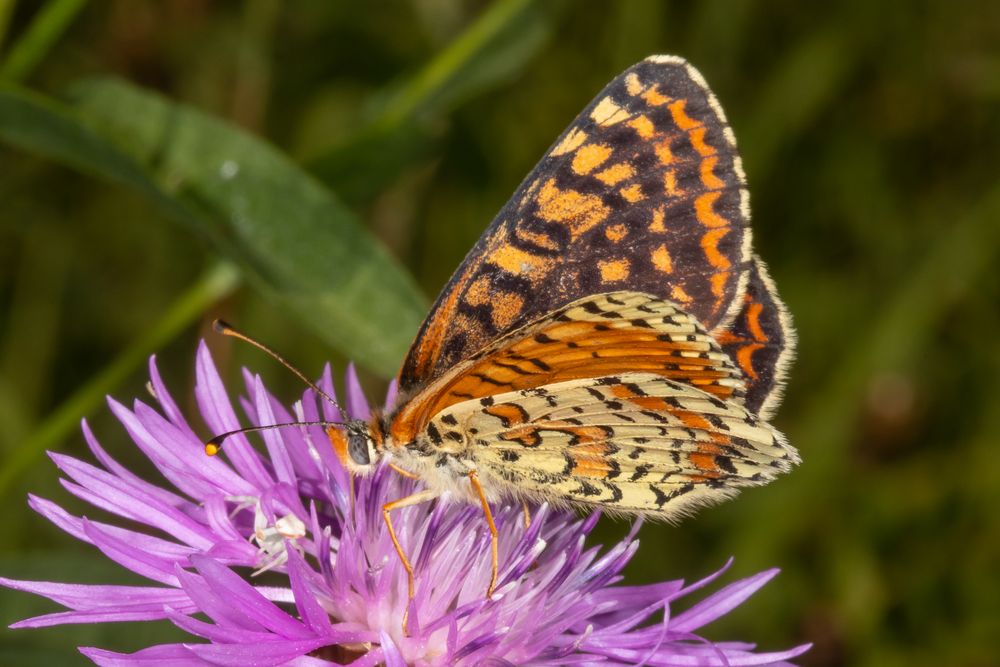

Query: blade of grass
left=372, top=0, right=545, bottom=131
left=0, top=0, right=87, bottom=83
left=0, top=262, right=240, bottom=500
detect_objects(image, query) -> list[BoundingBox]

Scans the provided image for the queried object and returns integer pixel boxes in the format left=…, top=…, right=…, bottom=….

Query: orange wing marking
left=535, top=178, right=610, bottom=240
left=595, top=162, right=635, bottom=186
left=628, top=114, right=656, bottom=139
left=688, top=127, right=716, bottom=158
left=620, top=184, right=645, bottom=203
left=695, top=192, right=730, bottom=229
left=668, top=99, right=702, bottom=131
left=598, top=258, right=630, bottom=281
left=651, top=244, right=673, bottom=273
left=484, top=244, right=555, bottom=280
left=700, top=156, right=725, bottom=189
left=572, top=143, right=613, bottom=175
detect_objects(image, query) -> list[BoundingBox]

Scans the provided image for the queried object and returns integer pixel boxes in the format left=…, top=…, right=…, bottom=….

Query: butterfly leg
left=382, top=489, right=438, bottom=634
left=522, top=501, right=532, bottom=530
left=388, top=462, right=420, bottom=480
left=467, top=471, right=498, bottom=598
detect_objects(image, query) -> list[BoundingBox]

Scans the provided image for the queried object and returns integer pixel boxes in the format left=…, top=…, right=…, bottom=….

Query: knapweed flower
left=1, top=344, right=810, bottom=665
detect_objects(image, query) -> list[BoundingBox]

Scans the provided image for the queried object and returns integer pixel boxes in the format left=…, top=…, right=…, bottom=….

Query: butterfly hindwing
left=389, top=291, right=746, bottom=444
left=713, top=255, right=796, bottom=419
left=400, top=56, right=754, bottom=393
left=425, top=373, right=797, bottom=520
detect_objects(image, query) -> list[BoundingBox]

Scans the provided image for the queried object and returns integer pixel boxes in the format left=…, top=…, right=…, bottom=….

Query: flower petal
left=670, top=568, right=779, bottom=633
left=344, top=363, right=369, bottom=419
left=80, top=644, right=202, bottom=666
left=188, top=555, right=313, bottom=639
left=184, top=638, right=333, bottom=666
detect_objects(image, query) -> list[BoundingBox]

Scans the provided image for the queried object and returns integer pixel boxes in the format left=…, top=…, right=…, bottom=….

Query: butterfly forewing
left=425, top=373, right=797, bottom=520
left=400, top=56, right=754, bottom=393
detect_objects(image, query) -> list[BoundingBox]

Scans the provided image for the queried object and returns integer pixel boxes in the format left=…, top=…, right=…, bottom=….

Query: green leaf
left=0, top=81, right=427, bottom=376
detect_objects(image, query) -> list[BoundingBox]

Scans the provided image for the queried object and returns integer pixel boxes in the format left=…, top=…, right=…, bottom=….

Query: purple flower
left=1, top=344, right=810, bottom=665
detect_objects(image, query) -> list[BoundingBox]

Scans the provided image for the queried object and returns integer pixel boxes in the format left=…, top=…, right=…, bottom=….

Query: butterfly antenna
left=205, top=420, right=344, bottom=456
left=211, top=318, right=347, bottom=414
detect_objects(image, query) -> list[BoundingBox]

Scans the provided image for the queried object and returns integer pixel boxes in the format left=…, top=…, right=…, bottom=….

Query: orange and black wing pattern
left=399, top=56, right=753, bottom=394
left=713, top=256, right=795, bottom=420
left=390, top=291, right=746, bottom=444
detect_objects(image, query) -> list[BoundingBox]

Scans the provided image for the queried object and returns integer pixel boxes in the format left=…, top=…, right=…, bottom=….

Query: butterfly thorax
left=357, top=408, right=483, bottom=502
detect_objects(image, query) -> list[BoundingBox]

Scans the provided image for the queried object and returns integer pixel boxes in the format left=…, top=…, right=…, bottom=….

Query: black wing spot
left=528, top=357, right=552, bottom=371
left=471, top=373, right=505, bottom=386
left=705, top=413, right=729, bottom=430
left=574, top=480, right=603, bottom=497
left=706, top=395, right=728, bottom=410
left=630, top=464, right=652, bottom=481
left=623, top=382, right=647, bottom=396
left=562, top=452, right=577, bottom=475
left=495, top=360, right=533, bottom=375
left=715, top=455, right=738, bottom=474
left=602, top=481, right=624, bottom=503
left=640, top=410, right=671, bottom=423
left=440, top=414, right=458, bottom=426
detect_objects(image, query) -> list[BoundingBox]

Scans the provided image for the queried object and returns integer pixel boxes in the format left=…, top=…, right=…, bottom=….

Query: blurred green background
left=1, top=1, right=998, bottom=665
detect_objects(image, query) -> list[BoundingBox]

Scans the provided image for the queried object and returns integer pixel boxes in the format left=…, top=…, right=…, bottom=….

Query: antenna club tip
left=212, top=319, right=233, bottom=335
left=204, top=443, right=220, bottom=456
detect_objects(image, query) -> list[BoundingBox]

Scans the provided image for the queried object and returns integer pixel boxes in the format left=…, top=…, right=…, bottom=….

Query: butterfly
left=327, top=55, right=796, bottom=626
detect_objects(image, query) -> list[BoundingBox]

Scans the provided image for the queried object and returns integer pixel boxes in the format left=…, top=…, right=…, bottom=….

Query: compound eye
left=347, top=429, right=372, bottom=465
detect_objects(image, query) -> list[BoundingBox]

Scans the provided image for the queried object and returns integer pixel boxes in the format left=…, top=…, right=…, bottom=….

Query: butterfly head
left=329, top=419, right=384, bottom=476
